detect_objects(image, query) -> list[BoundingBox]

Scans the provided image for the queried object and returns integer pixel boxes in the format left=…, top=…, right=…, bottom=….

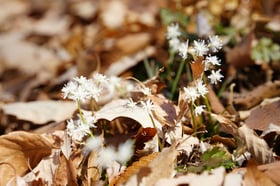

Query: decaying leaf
left=87, top=150, right=102, bottom=185
left=245, top=100, right=280, bottom=131
left=258, top=160, right=280, bottom=185
left=211, top=113, right=239, bottom=136
left=123, top=146, right=177, bottom=186
left=155, top=167, right=225, bottom=186
left=2, top=101, right=76, bottom=124
left=223, top=80, right=280, bottom=109
left=238, top=125, right=274, bottom=164
left=243, top=160, right=276, bottom=186
left=110, top=152, right=159, bottom=186
left=0, top=131, right=53, bottom=185
left=94, top=99, right=163, bottom=132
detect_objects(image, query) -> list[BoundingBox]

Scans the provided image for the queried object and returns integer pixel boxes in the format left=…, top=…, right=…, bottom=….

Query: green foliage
left=251, top=37, right=280, bottom=64
left=188, top=146, right=235, bottom=173
left=160, top=8, right=189, bottom=27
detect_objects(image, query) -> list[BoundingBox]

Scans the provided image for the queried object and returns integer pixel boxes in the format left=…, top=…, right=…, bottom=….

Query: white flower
left=116, top=140, right=134, bottom=164
left=204, top=55, right=221, bottom=70
left=92, top=73, right=108, bottom=85
left=97, top=147, right=116, bottom=168
left=194, top=105, right=206, bottom=115
left=84, top=80, right=102, bottom=101
left=166, top=23, right=181, bottom=39
left=73, top=76, right=88, bottom=85
left=66, top=119, right=88, bottom=141
left=193, top=40, right=209, bottom=56
left=196, top=79, right=208, bottom=97
left=169, top=37, right=181, bottom=51
left=85, top=136, right=103, bottom=151
left=208, top=35, right=223, bottom=52
left=126, top=98, right=137, bottom=109
left=140, top=87, right=151, bottom=97
left=62, top=81, right=78, bottom=99
left=208, top=69, right=224, bottom=84
left=141, top=99, right=155, bottom=114
left=183, top=86, right=199, bottom=102
left=178, top=41, right=189, bottom=60
left=81, top=111, right=97, bottom=128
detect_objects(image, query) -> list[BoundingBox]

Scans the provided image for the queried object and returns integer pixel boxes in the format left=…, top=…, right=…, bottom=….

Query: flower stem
left=171, top=60, right=185, bottom=99
left=149, top=113, right=163, bottom=151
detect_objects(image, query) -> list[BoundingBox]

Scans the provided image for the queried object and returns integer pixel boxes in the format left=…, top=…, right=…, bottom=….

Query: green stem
left=77, top=100, right=86, bottom=124
left=190, top=103, right=197, bottom=133
left=149, top=114, right=163, bottom=151
left=171, top=60, right=185, bottom=99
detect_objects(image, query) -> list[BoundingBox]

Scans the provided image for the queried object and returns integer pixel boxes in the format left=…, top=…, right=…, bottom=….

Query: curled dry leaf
left=238, top=125, right=274, bottom=164
left=0, top=131, right=53, bottom=185
left=94, top=99, right=163, bottom=132
left=2, top=101, right=77, bottom=125
left=150, top=94, right=178, bottom=127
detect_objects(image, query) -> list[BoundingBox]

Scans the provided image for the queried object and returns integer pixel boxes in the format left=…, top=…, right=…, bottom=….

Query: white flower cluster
left=85, top=137, right=134, bottom=168
left=166, top=23, right=224, bottom=115
left=66, top=111, right=97, bottom=141
left=62, top=75, right=107, bottom=103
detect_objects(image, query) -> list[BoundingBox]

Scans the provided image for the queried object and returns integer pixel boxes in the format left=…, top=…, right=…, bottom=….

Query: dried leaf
left=123, top=146, right=177, bottom=186
left=243, top=160, right=276, bottom=186
left=53, top=154, right=78, bottom=186
left=61, top=132, right=72, bottom=160
left=0, top=131, right=53, bottom=185
left=211, top=113, right=238, bottom=136
left=261, top=123, right=280, bottom=137
left=23, top=150, right=60, bottom=185
left=2, top=101, right=76, bottom=124
left=238, top=125, right=274, bottom=164
left=245, top=100, right=280, bottom=131
left=150, top=94, right=178, bottom=127
left=110, top=152, right=159, bottom=186
left=87, top=151, right=102, bottom=185
left=94, top=99, right=163, bottom=131
left=155, top=167, right=225, bottom=186
left=258, top=161, right=280, bottom=185
left=223, top=80, right=280, bottom=109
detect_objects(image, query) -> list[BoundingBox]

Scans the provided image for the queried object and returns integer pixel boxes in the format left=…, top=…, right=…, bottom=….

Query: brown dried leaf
left=150, top=95, right=178, bottom=127
left=223, top=80, right=280, bottom=110
left=238, top=125, right=274, bottom=164
left=211, top=113, right=238, bottom=136
left=245, top=100, right=280, bottom=131
left=2, top=101, right=76, bottom=125
left=123, top=146, right=177, bottom=186
left=53, top=154, right=78, bottom=186
left=87, top=150, right=102, bottom=185
left=156, top=167, right=225, bottom=186
left=0, top=131, right=53, bottom=185
left=243, top=160, right=276, bottom=186
left=110, top=152, right=159, bottom=186
left=258, top=161, right=280, bottom=185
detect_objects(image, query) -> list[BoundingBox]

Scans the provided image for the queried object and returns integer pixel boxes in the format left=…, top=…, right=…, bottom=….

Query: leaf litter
left=0, top=0, right=280, bottom=185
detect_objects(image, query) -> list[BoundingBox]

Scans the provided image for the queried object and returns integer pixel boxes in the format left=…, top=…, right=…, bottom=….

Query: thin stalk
left=149, top=114, right=163, bottom=151
left=190, top=103, right=197, bottom=133
left=77, top=100, right=86, bottom=124
left=171, top=60, right=185, bottom=99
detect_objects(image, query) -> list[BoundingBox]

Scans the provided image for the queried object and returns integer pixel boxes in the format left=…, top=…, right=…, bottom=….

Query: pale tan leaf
left=261, top=123, right=280, bottom=137
left=211, top=113, right=238, bottom=136
left=87, top=150, right=102, bottom=185
left=123, top=146, right=177, bottom=186
left=61, top=132, right=72, bottom=160
left=238, top=125, right=274, bottom=164
left=23, top=150, right=60, bottom=185
left=94, top=99, right=163, bottom=131
left=155, top=167, right=225, bottom=186
left=2, top=101, right=76, bottom=124
left=0, top=131, right=53, bottom=185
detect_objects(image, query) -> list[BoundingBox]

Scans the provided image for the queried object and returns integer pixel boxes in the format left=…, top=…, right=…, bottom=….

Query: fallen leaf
left=0, top=131, right=53, bottom=185
left=2, top=101, right=76, bottom=124
left=238, top=125, right=274, bottom=164
left=245, top=100, right=280, bottom=131
left=23, top=150, right=60, bottom=185
left=155, top=167, right=225, bottom=186
left=258, top=160, right=280, bottom=185
left=243, top=160, right=276, bottom=186
left=123, top=146, right=177, bottom=186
